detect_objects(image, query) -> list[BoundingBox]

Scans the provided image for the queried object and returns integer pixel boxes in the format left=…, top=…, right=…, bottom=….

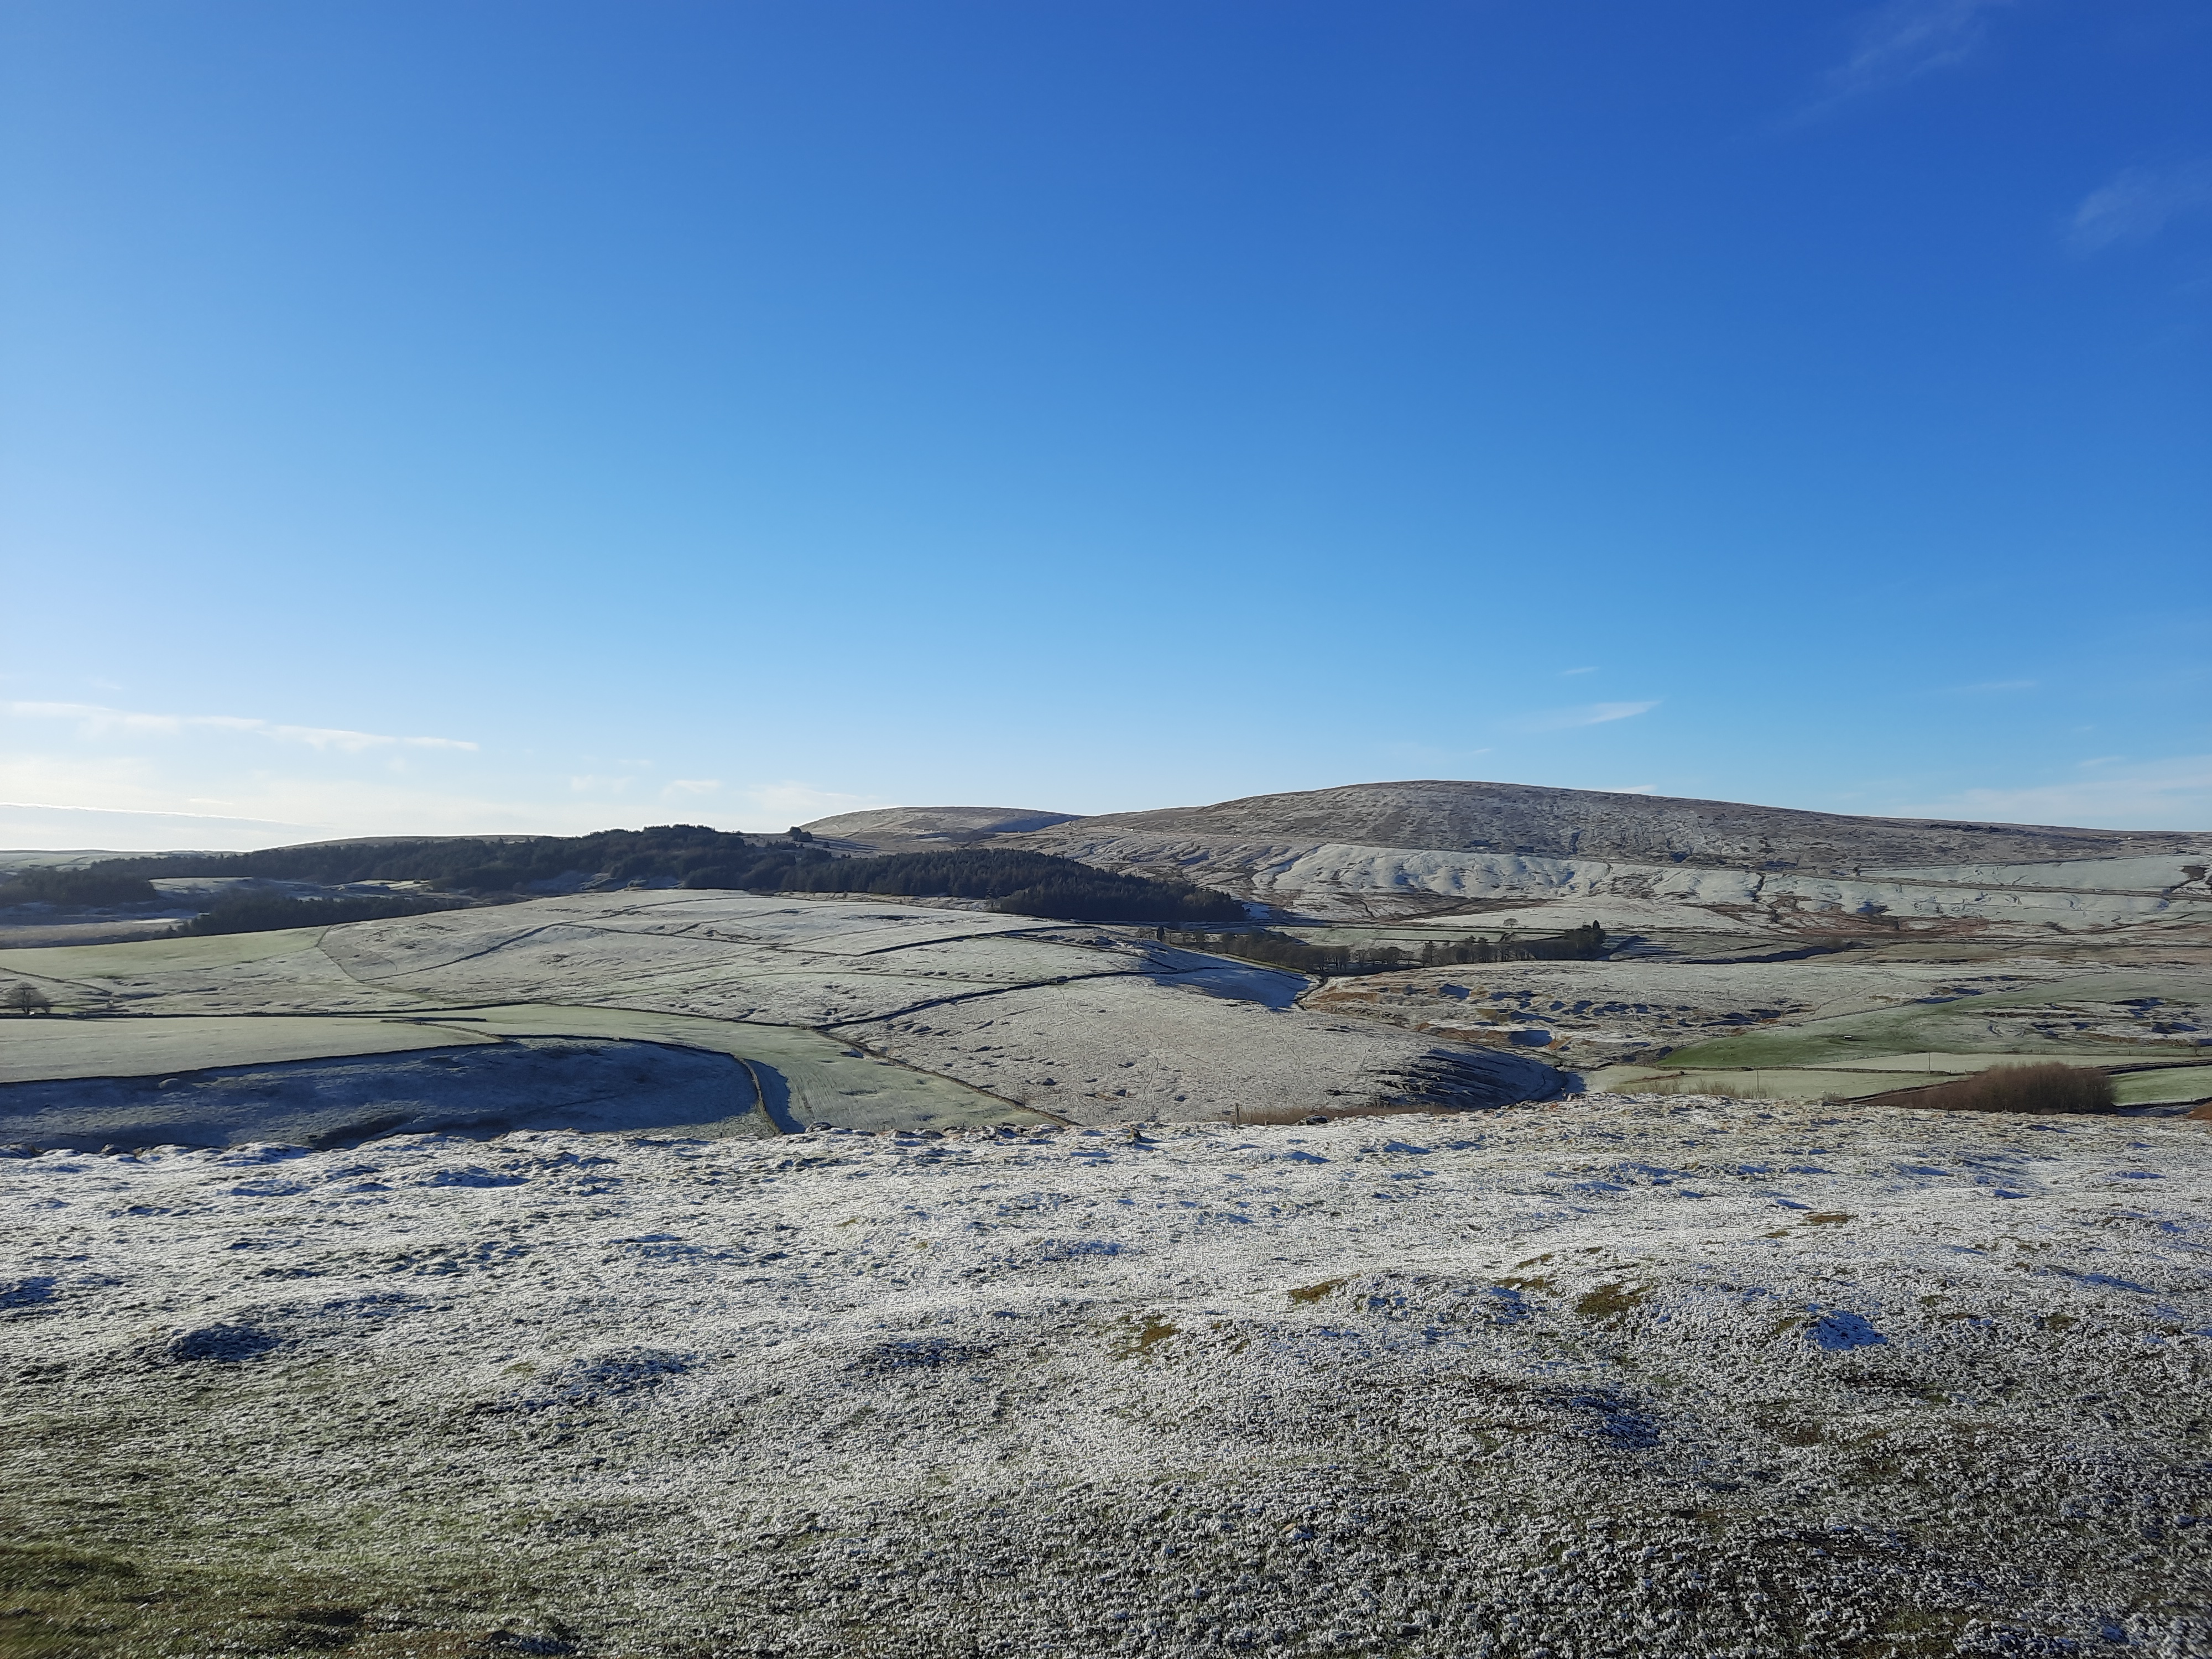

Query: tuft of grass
left=1574, top=1282, right=1648, bottom=1322
left=1114, top=1317, right=1179, bottom=1358
left=1877, top=1062, right=2114, bottom=1116
left=1286, top=1279, right=1345, bottom=1305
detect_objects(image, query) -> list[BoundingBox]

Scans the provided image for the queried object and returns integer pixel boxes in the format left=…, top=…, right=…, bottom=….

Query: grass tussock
left=1636, top=1075, right=1790, bottom=1102
left=1217, top=1099, right=1488, bottom=1127
left=1883, top=1061, right=2114, bottom=1115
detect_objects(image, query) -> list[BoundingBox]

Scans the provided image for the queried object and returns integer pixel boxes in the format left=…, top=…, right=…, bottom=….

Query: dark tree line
left=1172, top=922, right=1607, bottom=976
left=1420, top=923, right=1606, bottom=964
left=7, top=828, right=1248, bottom=933
left=34, top=825, right=789, bottom=897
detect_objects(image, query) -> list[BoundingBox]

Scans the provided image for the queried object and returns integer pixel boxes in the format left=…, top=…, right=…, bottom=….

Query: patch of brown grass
left=1573, top=1282, right=1648, bottom=1322
left=1875, top=1062, right=2114, bottom=1115
left=1222, top=1100, right=1478, bottom=1127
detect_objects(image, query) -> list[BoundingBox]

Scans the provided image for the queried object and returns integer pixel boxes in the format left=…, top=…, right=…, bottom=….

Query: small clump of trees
left=166, top=894, right=467, bottom=937
left=1887, top=1062, right=2115, bottom=1115
left=0, top=867, right=163, bottom=909
left=3, top=982, right=54, bottom=1014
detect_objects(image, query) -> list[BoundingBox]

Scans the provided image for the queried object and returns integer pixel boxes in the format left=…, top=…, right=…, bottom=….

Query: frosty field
left=0, top=893, right=1566, bottom=1144
left=4, top=1097, right=2209, bottom=1658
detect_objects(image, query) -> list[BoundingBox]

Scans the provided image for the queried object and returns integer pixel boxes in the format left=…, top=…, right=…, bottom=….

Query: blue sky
left=3, top=0, right=2207, bottom=848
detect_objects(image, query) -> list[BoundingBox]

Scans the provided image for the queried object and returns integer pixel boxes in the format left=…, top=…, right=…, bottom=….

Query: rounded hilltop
left=805, top=776, right=2212, bottom=940
left=987, top=778, right=2208, bottom=870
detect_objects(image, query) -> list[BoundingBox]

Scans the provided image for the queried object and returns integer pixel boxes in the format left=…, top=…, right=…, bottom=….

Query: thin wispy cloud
left=0, top=799, right=305, bottom=826
left=3, top=700, right=477, bottom=753
left=1603, top=784, right=1660, bottom=795
left=1794, top=0, right=2011, bottom=120
left=2069, top=160, right=2212, bottom=254
left=1383, top=742, right=1494, bottom=767
left=664, top=778, right=723, bottom=799
left=1519, top=701, right=1659, bottom=732
left=1834, top=0, right=2011, bottom=95
left=0, top=799, right=322, bottom=852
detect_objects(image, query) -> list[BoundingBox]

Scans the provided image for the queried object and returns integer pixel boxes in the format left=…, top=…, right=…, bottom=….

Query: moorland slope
left=1003, top=780, right=2204, bottom=868
left=889, top=781, right=2212, bottom=943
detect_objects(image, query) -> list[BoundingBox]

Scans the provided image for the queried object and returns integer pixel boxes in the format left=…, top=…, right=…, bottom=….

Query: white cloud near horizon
left=2069, top=160, right=2212, bottom=254
left=3, top=700, right=477, bottom=753
left=0, top=801, right=324, bottom=852
left=1901, top=755, right=2212, bottom=829
left=0, top=716, right=890, bottom=844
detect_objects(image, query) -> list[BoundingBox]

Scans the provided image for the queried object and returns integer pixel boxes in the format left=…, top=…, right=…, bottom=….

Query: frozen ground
left=3, top=1096, right=2208, bottom=1658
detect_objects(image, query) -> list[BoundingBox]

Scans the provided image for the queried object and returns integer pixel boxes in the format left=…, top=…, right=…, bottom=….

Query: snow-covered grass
left=4, top=1095, right=2208, bottom=1657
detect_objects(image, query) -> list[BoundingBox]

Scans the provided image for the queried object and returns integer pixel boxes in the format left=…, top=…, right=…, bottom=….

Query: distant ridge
left=809, top=780, right=2212, bottom=933
left=800, top=806, right=1078, bottom=853
left=997, top=780, right=2203, bottom=872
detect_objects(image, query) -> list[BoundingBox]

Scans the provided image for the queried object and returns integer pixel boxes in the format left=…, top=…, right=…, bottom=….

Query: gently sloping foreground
left=2, top=1098, right=2207, bottom=1658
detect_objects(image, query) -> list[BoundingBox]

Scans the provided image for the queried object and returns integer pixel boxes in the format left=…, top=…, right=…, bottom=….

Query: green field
left=0, top=1013, right=502, bottom=1083
left=1660, top=972, right=2205, bottom=1071
left=2113, top=1065, right=2212, bottom=1107
left=0, top=927, right=330, bottom=978
left=447, top=1002, right=1046, bottom=1131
